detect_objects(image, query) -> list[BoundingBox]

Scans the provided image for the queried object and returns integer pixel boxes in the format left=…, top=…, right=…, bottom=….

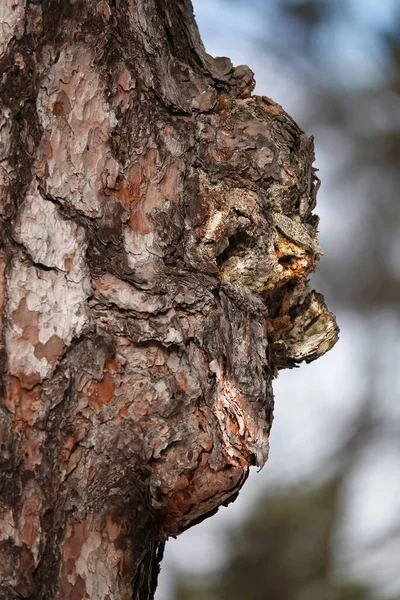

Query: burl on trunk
left=0, top=0, right=338, bottom=598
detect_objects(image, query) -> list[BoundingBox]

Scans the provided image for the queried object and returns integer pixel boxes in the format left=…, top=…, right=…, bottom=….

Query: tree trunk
left=0, top=1, right=338, bottom=598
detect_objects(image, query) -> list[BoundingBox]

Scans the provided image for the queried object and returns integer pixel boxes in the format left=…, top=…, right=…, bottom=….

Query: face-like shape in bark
left=3, top=49, right=338, bottom=557
left=78, top=94, right=337, bottom=535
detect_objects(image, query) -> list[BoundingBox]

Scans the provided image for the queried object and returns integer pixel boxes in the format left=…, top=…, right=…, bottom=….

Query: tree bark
left=0, top=1, right=338, bottom=598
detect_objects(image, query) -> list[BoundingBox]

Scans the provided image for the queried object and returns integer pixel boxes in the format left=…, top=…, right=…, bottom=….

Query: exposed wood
left=0, top=0, right=338, bottom=598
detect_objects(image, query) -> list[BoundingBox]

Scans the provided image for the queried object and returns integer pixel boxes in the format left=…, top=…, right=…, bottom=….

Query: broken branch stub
left=0, top=0, right=338, bottom=597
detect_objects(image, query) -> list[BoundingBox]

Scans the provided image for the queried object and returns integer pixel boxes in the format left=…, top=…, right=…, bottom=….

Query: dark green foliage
left=176, top=478, right=372, bottom=600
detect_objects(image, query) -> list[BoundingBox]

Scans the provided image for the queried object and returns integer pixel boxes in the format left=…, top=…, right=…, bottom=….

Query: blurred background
left=157, top=1, right=400, bottom=599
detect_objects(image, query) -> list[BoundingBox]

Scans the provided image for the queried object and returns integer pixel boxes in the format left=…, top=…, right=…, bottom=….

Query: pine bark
left=0, top=1, right=338, bottom=598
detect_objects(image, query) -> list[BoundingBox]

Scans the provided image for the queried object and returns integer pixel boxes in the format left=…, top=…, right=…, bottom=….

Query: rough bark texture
left=0, top=1, right=338, bottom=598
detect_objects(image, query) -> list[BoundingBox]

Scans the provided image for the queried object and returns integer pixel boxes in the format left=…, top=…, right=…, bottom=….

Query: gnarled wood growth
left=0, top=1, right=338, bottom=598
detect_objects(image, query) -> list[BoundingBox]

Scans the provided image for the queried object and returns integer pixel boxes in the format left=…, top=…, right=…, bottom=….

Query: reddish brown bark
left=0, top=1, right=338, bottom=598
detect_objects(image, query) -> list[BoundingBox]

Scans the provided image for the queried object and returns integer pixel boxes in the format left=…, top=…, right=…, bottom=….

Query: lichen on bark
left=0, top=0, right=338, bottom=598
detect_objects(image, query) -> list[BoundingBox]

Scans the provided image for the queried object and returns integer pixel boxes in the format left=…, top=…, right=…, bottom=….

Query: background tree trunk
left=0, top=0, right=338, bottom=598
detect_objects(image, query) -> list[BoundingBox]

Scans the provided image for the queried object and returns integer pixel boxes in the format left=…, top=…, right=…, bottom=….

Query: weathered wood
left=0, top=0, right=338, bottom=598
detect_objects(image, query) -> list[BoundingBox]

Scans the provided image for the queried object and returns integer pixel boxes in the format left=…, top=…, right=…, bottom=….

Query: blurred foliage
left=176, top=477, right=374, bottom=600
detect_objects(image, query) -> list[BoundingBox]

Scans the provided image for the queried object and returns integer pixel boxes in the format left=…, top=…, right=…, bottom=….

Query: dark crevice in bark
left=41, top=0, right=85, bottom=42
left=132, top=539, right=166, bottom=600
left=216, top=231, right=253, bottom=266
